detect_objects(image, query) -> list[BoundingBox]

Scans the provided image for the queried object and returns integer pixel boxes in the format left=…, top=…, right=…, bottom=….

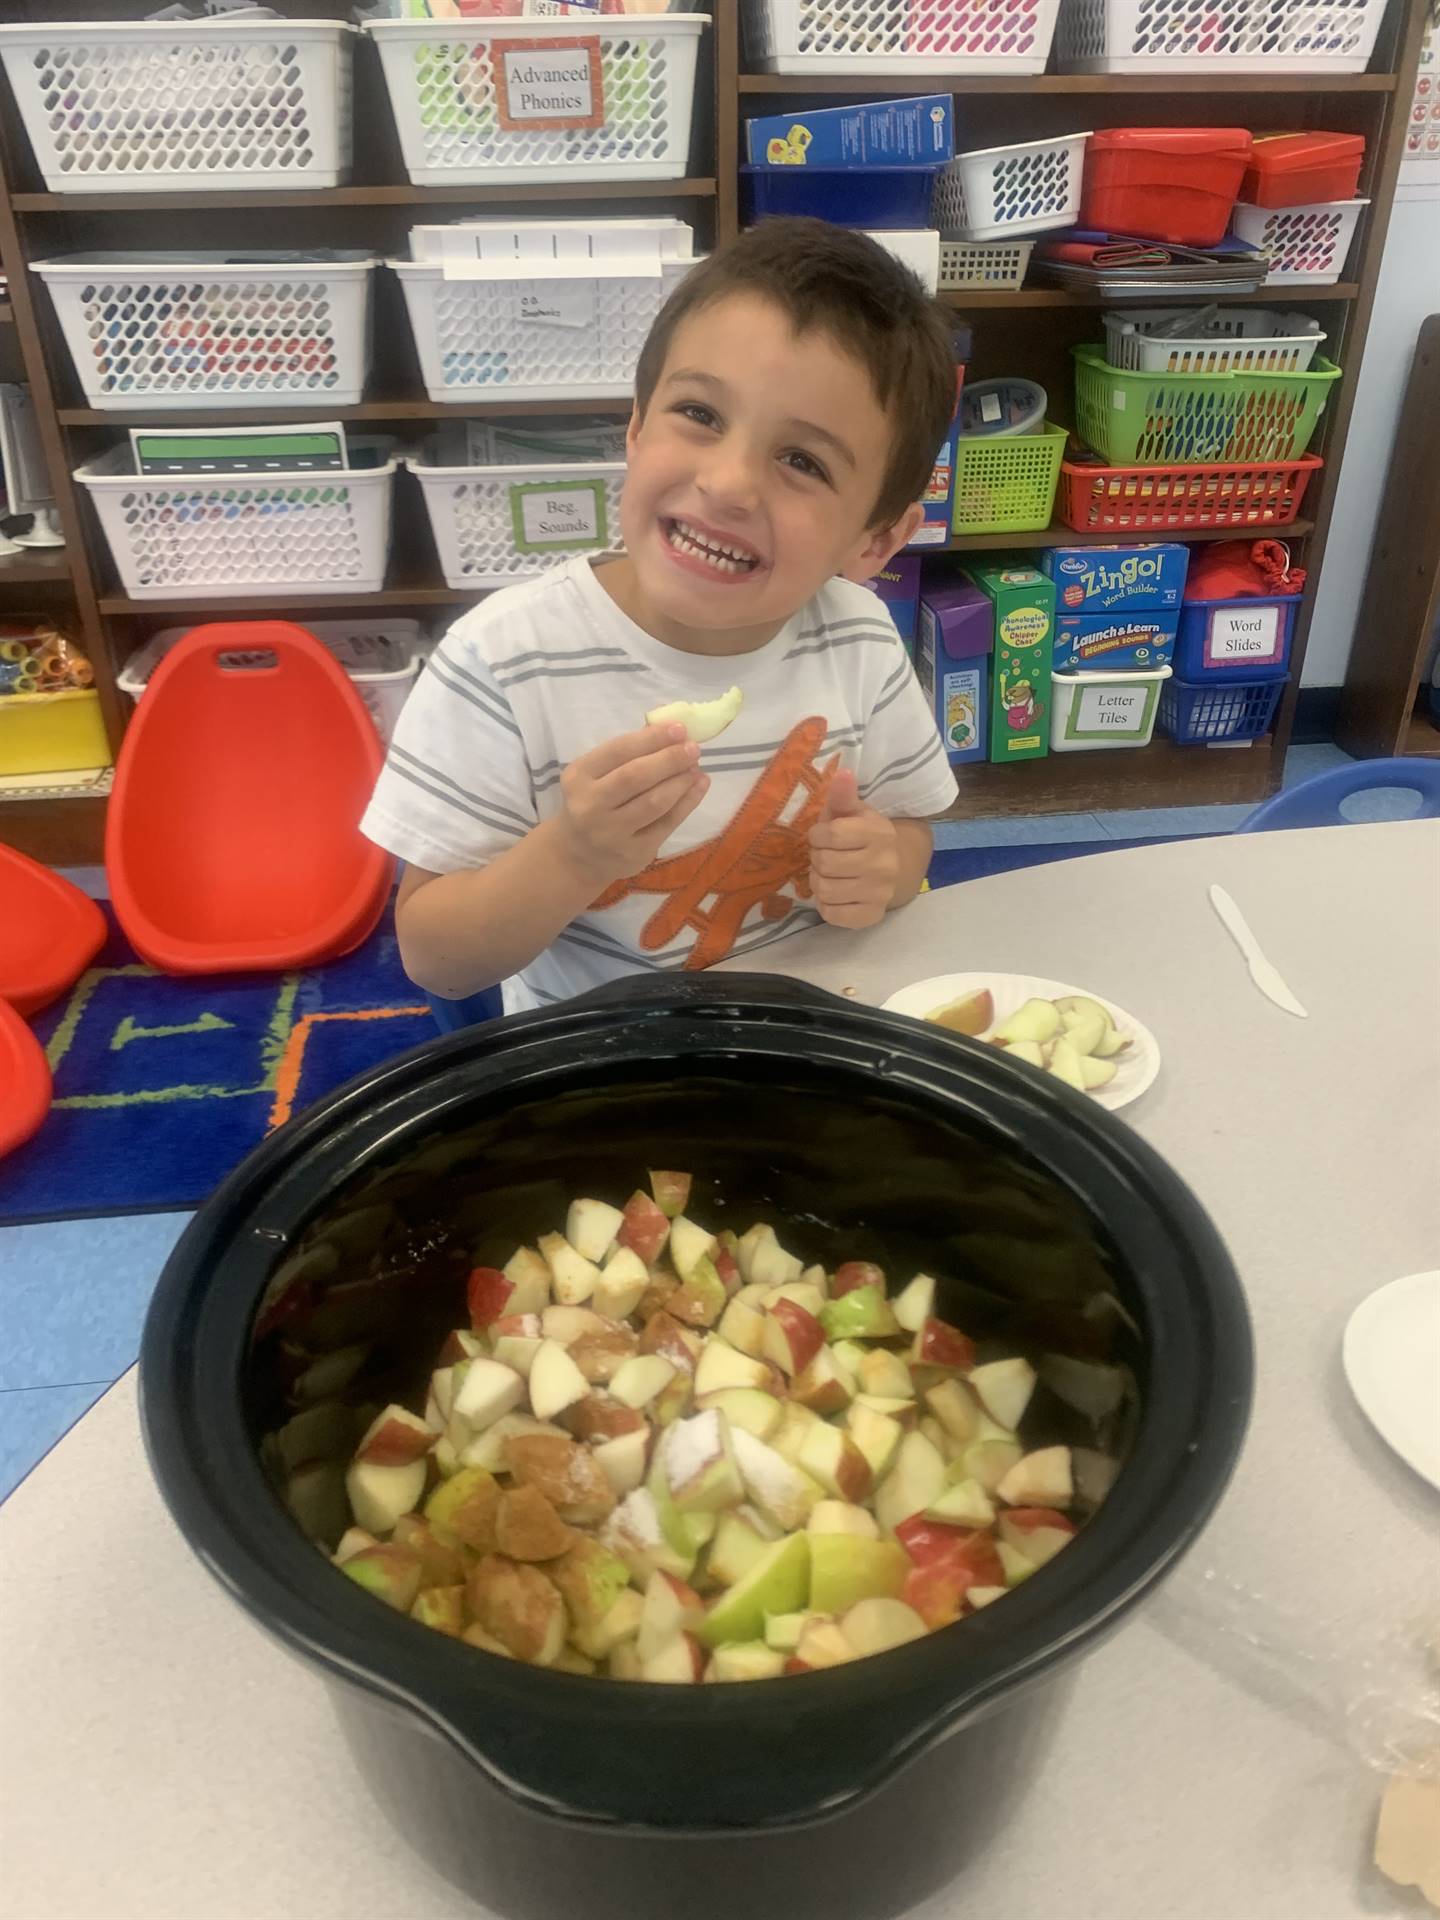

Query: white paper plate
left=880, top=972, right=1160, bottom=1113
left=1342, top=1270, right=1440, bottom=1491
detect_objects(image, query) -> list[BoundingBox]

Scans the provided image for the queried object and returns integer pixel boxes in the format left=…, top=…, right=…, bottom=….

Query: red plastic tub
left=1080, top=128, right=1253, bottom=248
left=1240, top=133, right=1365, bottom=209
left=1058, top=453, right=1323, bottom=534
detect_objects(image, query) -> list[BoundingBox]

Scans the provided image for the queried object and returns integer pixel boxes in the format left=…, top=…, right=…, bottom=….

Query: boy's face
left=618, top=292, right=923, bottom=642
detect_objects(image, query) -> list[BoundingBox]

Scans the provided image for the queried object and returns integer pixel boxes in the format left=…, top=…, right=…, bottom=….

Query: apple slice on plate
left=881, top=972, right=1159, bottom=1115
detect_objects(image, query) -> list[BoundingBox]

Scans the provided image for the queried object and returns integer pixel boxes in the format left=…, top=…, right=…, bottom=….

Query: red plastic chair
left=0, top=998, right=51, bottom=1160
left=0, top=845, right=106, bottom=1016
left=106, top=621, right=393, bottom=975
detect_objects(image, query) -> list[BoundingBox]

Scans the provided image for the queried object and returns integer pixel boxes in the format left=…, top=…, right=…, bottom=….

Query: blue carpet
left=1, top=835, right=1199, bottom=1223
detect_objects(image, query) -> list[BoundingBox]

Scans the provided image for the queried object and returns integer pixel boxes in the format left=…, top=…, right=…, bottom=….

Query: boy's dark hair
left=634, top=217, right=958, bottom=530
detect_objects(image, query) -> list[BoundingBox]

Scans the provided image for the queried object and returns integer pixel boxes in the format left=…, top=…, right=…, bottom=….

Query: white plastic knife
left=1209, top=884, right=1308, bottom=1018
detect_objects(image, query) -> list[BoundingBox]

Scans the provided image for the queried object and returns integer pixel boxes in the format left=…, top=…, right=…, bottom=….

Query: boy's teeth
left=667, top=519, right=757, bottom=574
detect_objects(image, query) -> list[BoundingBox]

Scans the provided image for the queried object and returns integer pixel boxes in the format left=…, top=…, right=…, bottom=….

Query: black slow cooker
left=141, top=975, right=1252, bottom=1920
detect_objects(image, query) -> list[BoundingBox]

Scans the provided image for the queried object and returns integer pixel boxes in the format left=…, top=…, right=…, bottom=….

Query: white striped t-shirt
left=361, top=555, right=958, bottom=1012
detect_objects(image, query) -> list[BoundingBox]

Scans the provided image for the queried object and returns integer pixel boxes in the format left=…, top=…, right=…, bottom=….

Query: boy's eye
left=781, top=449, right=829, bottom=483
left=673, top=401, right=719, bottom=430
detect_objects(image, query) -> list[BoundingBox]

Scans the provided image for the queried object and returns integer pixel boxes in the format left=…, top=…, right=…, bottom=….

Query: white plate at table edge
left=1342, top=1270, right=1440, bottom=1492
left=880, top=972, right=1160, bottom=1113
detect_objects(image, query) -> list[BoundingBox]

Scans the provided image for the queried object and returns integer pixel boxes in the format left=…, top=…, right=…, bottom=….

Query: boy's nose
left=696, top=443, right=762, bottom=515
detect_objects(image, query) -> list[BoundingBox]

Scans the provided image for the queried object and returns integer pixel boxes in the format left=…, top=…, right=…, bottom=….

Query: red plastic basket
left=1058, top=453, right=1322, bottom=533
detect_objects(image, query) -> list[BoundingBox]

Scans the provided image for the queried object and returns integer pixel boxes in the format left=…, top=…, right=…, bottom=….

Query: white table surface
left=3, top=821, right=1437, bottom=1920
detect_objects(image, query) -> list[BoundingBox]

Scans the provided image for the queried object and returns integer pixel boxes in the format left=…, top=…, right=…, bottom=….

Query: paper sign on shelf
left=514, top=280, right=597, bottom=330
left=1206, top=604, right=1281, bottom=665
left=1067, top=680, right=1157, bottom=739
left=494, top=36, right=604, bottom=134
left=510, top=478, right=608, bottom=555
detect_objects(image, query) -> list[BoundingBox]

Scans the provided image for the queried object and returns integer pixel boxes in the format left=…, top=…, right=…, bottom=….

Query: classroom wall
left=1302, top=195, right=1440, bottom=686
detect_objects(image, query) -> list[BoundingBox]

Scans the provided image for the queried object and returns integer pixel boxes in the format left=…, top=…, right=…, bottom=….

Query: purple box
left=863, top=553, right=923, bottom=649
left=916, top=577, right=993, bottom=763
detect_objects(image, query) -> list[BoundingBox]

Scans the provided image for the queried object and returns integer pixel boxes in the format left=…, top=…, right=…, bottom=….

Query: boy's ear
left=836, top=502, right=926, bottom=584
left=625, top=402, right=645, bottom=457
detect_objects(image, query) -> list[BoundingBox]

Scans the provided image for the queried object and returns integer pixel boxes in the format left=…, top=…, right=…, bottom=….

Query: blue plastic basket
left=1174, top=594, right=1299, bottom=682
left=741, top=165, right=940, bottom=228
left=1159, top=674, right=1286, bottom=744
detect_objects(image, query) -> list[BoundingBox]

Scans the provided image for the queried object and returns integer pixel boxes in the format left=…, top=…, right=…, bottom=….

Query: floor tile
left=55, top=865, right=107, bottom=899
left=0, top=1381, right=107, bottom=1504
left=1281, top=742, right=1353, bottom=787
left=932, top=812, right=1107, bottom=849
left=0, top=1212, right=192, bottom=1392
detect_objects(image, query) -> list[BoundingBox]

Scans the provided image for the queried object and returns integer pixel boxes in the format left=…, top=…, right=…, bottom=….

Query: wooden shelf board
left=0, top=547, right=72, bottom=586
left=942, top=284, right=1359, bottom=309
left=738, top=71, right=1396, bottom=94
left=941, top=735, right=1277, bottom=818
left=0, top=302, right=12, bottom=324
left=1402, top=705, right=1440, bottom=759
left=939, top=517, right=1313, bottom=551
left=0, top=791, right=108, bottom=864
left=58, top=396, right=635, bottom=426
left=97, top=580, right=472, bottom=615
left=12, top=179, right=717, bottom=214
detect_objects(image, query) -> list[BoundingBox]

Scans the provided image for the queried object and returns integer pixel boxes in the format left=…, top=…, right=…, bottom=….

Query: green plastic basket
left=1073, top=347, right=1341, bottom=468
left=952, top=422, right=1067, bottom=536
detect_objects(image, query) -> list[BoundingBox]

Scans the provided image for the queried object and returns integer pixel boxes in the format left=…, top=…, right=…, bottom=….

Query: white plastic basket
left=367, top=15, right=705, bottom=186
left=75, top=438, right=397, bottom=603
left=392, top=219, right=695, bottom=404
left=32, top=253, right=376, bottom=412
left=742, top=0, right=1063, bottom=73
left=1102, top=307, right=1326, bottom=374
left=931, top=134, right=1089, bottom=241
left=0, top=20, right=355, bottom=194
left=119, top=619, right=421, bottom=742
left=1055, top=0, right=1387, bottom=71
left=938, top=238, right=1035, bottom=290
left=1229, top=199, right=1369, bottom=285
left=1051, top=665, right=1171, bottom=752
left=410, top=447, right=627, bottom=591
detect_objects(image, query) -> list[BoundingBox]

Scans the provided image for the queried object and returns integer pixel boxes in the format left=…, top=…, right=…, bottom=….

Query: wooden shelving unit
left=0, top=0, right=1428, bottom=862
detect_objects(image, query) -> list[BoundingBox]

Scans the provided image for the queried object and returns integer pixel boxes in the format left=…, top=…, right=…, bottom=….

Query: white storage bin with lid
left=31, top=253, right=377, bottom=412
left=1051, top=664, right=1171, bottom=752
left=75, top=437, right=397, bottom=603
left=392, top=219, right=696, bottom=405
left=1055, top=0, right=1386, bottom=71
left=366, top=14, right=706, bottom=187
left=1103, top=307, right=1326, bottom=375
left=409, top=443, right=627, bottom=592
left=743, top=0, right=1063, bottom=74
left=0, top=19, right=356, bottom=195
left=938, top=237, right=1036, bottom=291
left=119, top=618, right=421, bottom=742
left=1229, top=199, right=1369, bottom=285
left=931, top=135, right=1089, bottom=241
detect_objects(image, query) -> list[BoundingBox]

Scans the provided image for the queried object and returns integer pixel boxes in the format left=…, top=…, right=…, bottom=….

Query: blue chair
left=426, top=985, right=505, bottom=1033
left=1239, top=757, right=1440, bottom=833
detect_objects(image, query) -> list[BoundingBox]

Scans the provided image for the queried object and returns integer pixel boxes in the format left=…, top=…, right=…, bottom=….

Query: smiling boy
left=363, top=218, right=960, bottom=1010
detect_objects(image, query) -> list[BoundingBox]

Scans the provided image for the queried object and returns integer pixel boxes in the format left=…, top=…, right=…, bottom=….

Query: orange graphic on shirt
left=591, top=716, right=839, bottom=971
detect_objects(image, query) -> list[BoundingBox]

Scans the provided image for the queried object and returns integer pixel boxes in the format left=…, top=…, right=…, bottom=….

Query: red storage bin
left=1240, top=133, right=1365, bottom=209
left=1081, top=128, right=1253, bottom=248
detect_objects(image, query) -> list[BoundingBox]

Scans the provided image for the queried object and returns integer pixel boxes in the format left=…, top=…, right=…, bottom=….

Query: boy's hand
left=807, top=769, right=899, bottom=930
left=557, top=723, right=709, bottom=886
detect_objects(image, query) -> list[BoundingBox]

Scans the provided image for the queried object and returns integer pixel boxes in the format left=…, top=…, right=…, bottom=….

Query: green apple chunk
left=664, top=1409, right=745, bottom=1514
left=957, top=1436, right=1023, bottom=1495
left=707, top=1510, right=771, bottom=1586
left=549, top=1536, right=631, bottom=1635
left=808, top=1533, right=908, bottom=1614
left=709, top=1642, right=786, bottom=1682
left=763, top=1610, right=818, bottom=1651
left=695, top=1386, right=782, bottom=1442
left=697, top=1532, right=809, bottom=1647
left=571, top=1586, right=644, bottom=1662
left=994, top=997, right=1061, bottom=1046
left=820, top=1285, right=899, bottom=1342
left=924, top=1476, right=996, bottom=1528
left=340, top=1543, right=423, bottom=1612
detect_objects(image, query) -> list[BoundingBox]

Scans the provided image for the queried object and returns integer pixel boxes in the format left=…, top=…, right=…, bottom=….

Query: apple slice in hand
left=646, top=684, right=743, bottom=744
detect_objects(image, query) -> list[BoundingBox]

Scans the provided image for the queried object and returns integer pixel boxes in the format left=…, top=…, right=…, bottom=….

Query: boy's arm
left=396, top=724, right=706, bottom=999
